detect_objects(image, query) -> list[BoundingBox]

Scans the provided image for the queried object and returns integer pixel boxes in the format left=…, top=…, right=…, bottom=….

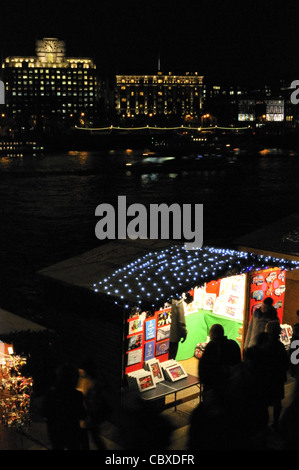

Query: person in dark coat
left=169, top=298, right=188, bottom=359
left=244, top=297, right=279, bottom=350
left=43, top=363, right=86, bottom=450
left=245, top=322, right=289, bottom=430
left=198, top=323, right=241, bottom=397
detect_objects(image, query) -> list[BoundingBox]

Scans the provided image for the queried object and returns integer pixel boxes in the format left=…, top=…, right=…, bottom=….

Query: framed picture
left=156, top=325, right=170, bottom=342
left=155, top=339, right=169, bottom=357
left=144, top=358, right=164, bottom=383
left=165, top=363, right=188, bottom=382
left=136, top=370, right=156, bottom=392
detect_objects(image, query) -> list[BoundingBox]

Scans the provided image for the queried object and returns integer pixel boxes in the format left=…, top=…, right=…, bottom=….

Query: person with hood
left=244, top=297, right=279, bottom=350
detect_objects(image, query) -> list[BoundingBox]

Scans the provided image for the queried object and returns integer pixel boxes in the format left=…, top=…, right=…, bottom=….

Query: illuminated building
left=115, top=71, right=204, bottom=121
left=265, top=99, right=284, bottom=122
left=1, top=38, right=100, bottom=129
left=238, top=99, right=256, bottom=122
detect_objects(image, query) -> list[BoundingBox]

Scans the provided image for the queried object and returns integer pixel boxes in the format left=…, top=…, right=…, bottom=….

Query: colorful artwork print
left=156, top=325, right=170, bottom=342
left=128, top=318, right=144, bottom=335
left=139, top=375, right=154, bottom=390
left=203, top=293, right=216, bottom=311
left=155, top=339, right=169, bottom=356
left=150, top=362, right=163, bottom=380
left=157, top=310, right=171, bottom=326
left=144, top=341, right=155, bottom=361
left=252, top=275, right=264, bottom=285
left=167, top=364, right=187, bottom=381
left=127, top=334, right=142, bottom=350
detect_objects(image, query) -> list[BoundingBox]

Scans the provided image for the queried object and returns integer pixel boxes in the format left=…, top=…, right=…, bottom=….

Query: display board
left=249, top=267, right=286, bottom=323
left=125, top=308, right=171, bottom=374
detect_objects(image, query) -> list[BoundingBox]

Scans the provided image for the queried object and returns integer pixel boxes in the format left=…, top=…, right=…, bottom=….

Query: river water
left=0, top=148, right=298, bottom=322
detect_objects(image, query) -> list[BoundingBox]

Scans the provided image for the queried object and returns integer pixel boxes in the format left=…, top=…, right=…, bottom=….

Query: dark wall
left=40, top=278, right=125, bottom=423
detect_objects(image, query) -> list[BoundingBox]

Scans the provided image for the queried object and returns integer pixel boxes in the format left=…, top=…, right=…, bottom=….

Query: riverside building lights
left=115, top=71, right=204, bottom=119
left=1, top=38, right=99, bottom=126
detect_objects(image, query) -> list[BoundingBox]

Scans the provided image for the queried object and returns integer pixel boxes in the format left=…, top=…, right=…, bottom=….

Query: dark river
left=0, top=148, right=298, bottom=322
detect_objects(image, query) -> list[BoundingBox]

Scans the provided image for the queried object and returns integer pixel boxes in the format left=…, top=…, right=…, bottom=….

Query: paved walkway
left=0, top=373, right=296, bottom=450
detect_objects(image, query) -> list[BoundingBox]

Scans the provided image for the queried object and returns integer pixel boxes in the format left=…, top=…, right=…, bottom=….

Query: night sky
left=0, top=0, right=298, bottom=86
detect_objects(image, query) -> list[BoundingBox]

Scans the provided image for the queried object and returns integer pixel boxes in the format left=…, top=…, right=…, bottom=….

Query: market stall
left=0, top=308, right=47, bottom=430
left=38, top=239, right=299, bottom=419
left=92, top=244, right=299, bottom=382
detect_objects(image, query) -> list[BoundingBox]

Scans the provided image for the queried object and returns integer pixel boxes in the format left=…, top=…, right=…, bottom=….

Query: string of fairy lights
left=75, top=125, right=249, bottom=132
left=92, top=245, right=299, bottom=310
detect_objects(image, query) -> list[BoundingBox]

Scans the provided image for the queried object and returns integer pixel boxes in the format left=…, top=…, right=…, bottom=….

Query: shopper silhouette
left=78, top=358, right=111, bottom=450
left=198, top=323, right=241, bottom=397
left=279, top=375, right=299, bottom=449
left=245, top=322, right=289, bottom=430
left=244, top=297, right=279, bottom=350
left=43, top=363, right=86, bottom=450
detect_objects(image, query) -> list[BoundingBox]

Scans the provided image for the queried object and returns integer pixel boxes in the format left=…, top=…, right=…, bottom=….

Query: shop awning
left=0, top=308, right=47, bottom=338
left=91, top=242, right=299, bottom=309
left=38, top=239, right=299, bottom=311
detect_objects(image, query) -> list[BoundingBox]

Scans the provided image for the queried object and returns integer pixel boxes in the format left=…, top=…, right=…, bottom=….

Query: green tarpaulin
left=176, top=309, right=242, bottom=361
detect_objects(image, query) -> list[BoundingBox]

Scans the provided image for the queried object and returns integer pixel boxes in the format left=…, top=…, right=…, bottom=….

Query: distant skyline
left=0, top=1, right=298, bottom=86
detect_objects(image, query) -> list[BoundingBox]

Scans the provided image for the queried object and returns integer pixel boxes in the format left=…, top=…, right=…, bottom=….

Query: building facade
left=1, top=38, right=100, bottom=131
left=115, top=71, right=204, bottom=122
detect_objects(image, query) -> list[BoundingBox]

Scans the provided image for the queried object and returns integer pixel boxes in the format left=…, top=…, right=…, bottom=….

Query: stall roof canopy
left=235, top=213, right=299, bottom=259
left=0, top=308, right=47, bottom=337
left=38, top=239, right=299, bottom=310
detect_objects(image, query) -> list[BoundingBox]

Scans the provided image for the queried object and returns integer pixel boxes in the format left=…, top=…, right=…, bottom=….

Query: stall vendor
left=169, top=298, right=188, bottom=359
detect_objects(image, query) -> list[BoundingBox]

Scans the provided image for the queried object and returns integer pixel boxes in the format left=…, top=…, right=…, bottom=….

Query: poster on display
left=155, top=339, right=169, bottom=357
left=157, top=309, right=171, bottom=327
left=127, top=334, right=143, bottom=350
left=128, top=317, right=144, bottom=335
left=144, top=340, right=155, bottom=361
left=156, top=325, right=170, bottom=342
left=193, top=286, right=205, bottom=309
left=145, top=318, right=156, bottom=341
left=127, top=348, right=143, bottom=366
left=249, top=268, right=286, bottom=322
left=203, top=293, right=216, bottom=311
left=212, top=274, right=246, bottom=321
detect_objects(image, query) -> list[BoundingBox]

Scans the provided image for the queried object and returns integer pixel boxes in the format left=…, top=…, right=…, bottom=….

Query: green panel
left=176, top=309, right=242, bottom=361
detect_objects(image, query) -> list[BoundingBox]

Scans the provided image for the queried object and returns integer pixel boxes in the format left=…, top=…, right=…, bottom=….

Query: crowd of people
left=189, top=298, right=299, bottom=450
left=41, top=358, right=111, bottom=450
left=39, top=298, right=299, bottom=451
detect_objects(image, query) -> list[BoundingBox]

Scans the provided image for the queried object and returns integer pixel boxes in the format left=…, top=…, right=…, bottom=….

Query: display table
left=141, top=374, right=201, bottom=410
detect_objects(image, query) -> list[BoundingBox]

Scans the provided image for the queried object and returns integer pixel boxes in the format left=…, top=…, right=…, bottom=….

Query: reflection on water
left=0, top=148, right=298, bottom=319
